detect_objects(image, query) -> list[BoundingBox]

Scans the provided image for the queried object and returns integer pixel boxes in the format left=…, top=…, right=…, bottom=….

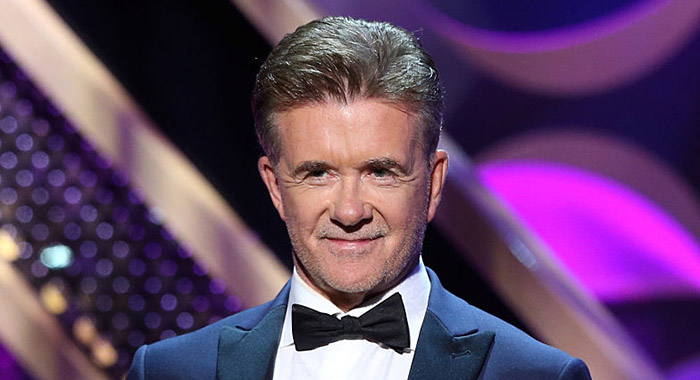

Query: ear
left=426, top=149, right=449, bottom=222
left=258, top=156, right=286, bottom=220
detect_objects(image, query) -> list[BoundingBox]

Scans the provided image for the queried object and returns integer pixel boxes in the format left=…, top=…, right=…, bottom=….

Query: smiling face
left=258, top=99, right=448, bottom=309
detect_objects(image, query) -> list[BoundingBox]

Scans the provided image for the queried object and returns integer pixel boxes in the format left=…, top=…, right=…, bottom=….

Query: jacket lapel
left=408, top=313, right=494, bottom=380
left=408, top=269, right=495, bottom=380
left=214, top=269, right=493, bottom=380
left=216, top=282, right=291, bottom=380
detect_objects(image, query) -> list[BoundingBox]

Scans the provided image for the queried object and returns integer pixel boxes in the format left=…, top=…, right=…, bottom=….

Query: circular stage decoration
left=477, top=160, right=700, bottom=302
left=474, top=128, right=700, bottom=303
left=476, top=129, right=700, bottom=241
left=420, top=0, right=700, bottom=95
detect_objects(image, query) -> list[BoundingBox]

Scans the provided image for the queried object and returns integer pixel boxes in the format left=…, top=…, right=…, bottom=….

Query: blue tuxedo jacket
left=127, top=269, right=591, bottom=380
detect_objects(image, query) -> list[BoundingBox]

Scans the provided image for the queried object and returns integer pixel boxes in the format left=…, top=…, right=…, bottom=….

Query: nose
left=330, top=177, right=372, bottom=228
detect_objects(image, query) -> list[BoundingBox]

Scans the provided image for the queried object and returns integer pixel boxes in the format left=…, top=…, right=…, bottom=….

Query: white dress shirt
left=271, top=258, right=431, bottom=380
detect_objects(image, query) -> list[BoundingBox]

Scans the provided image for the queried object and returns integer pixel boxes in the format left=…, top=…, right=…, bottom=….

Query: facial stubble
left=286, top=196, right=429, bottom=309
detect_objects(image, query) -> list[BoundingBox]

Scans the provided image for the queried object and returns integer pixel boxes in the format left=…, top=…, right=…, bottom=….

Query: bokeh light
left=0, top=46, right=244, bottom=378
left=39, top=244, right=73, bottom=269
left=0, top=230, right=19, bottom=262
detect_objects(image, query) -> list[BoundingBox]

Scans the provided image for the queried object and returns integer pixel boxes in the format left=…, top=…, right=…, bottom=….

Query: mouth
left=323, top=236, right=382, bottom=251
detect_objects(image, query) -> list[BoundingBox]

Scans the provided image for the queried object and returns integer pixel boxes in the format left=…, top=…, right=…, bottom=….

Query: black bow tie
left=291, top=293, right=410, bottom=353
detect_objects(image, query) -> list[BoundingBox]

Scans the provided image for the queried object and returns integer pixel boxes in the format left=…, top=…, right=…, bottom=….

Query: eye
left=309, top=169, right=327, bottom=178
left=367, top=167, right=398, bottom=185
left=303, top=169, right=333, bottom=185
left=371, top=168, right=391, bottom=177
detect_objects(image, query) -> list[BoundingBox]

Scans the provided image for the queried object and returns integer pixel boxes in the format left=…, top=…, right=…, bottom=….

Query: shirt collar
left=279, top=257, right=431, bottom=351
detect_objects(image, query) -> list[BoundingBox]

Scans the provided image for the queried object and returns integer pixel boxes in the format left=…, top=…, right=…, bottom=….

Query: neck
left=293, top=258, right=419, bottom=313
left=326, top=292, right=371, bottom=313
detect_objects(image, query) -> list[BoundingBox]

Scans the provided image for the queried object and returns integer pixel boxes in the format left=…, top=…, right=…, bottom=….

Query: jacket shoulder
left=126, top=299, right=279, bottom=380
left=426, top=269, right=590, bottom=379
left=467, top=305, right=590, bottom=379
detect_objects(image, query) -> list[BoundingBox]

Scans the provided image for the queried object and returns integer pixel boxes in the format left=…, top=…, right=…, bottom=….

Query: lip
left=324, top=237, right=378, bottom=251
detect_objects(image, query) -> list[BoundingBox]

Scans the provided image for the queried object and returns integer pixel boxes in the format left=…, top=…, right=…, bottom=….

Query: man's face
left=258, top=99, right=448, bottom=304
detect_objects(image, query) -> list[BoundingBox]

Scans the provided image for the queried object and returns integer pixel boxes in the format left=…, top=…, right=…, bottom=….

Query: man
left=127, top=16, right=591, bottom=380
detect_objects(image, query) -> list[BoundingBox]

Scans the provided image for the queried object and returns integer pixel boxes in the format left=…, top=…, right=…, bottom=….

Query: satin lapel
left=217, top=305, right=286, bottom=380
left=408, top=312, right=494, bottom=380
left=408, top=268, right=495, bottom=380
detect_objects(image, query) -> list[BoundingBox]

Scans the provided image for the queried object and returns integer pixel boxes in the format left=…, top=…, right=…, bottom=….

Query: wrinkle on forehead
left=276, top=99, right=421, bottom=172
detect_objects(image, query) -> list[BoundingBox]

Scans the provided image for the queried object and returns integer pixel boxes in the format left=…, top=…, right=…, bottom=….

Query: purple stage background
left=1, top=0, right=698, bottom=378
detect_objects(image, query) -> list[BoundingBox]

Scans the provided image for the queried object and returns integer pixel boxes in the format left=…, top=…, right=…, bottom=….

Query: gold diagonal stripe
left=437, top=134, right=663, bottom=380
left=0, top=257, right=110, bottom=380
left=0, top=0, right=289, bottom=310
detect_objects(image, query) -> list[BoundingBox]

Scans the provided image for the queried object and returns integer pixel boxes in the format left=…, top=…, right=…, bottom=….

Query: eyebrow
left=293, top=161, right=331, bottom=177
left=365, top=158, right=409, bottom=175
left=292, top=157, right=410, bottom=177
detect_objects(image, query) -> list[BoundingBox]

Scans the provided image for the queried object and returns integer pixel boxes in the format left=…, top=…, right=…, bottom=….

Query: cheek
left=281, top=190, right=326, bottom=232
left=381, top=184, right=429, bottom=215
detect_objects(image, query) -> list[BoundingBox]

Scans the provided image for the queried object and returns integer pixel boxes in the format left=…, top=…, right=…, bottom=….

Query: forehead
left=275, top=100, right=421, bottom=165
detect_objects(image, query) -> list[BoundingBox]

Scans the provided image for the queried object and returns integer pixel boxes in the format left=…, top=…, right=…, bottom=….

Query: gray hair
left=252, top=16, right=443, bottom=164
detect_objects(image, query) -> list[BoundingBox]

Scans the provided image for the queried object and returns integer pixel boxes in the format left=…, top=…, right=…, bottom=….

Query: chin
left=324, top=262, right=404, bottom=297
left=323, top=272, right=383, bottom=295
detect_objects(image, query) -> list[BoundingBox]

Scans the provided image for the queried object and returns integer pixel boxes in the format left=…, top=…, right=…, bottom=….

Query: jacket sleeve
left=556, top=358, right=592, bottom=380
left=126, top=344, right=148, bottom=380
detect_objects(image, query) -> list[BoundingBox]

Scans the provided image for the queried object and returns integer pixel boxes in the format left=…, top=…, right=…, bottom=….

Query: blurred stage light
left=39, top=282, right=68, bottom=315
left=478, top=161, right=700, bottom=301
left=91, top=338, right=118, bottom=368
left=39, top=244, right=73, bottom=269
left=73, top=316, right=98, bottom=345
left=421, top=0, right=700, bottom=95
left=0, top=46, right=246, bottom=378
left=0, top=230, right=19, bottom=262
